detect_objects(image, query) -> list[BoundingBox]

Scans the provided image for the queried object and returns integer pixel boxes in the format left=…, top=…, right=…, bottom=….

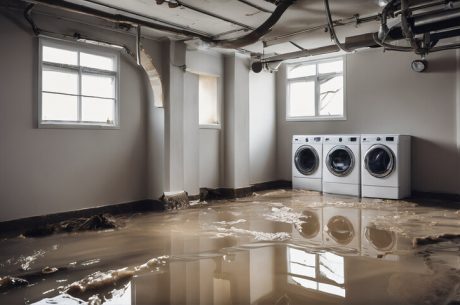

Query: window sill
left=199, top=124, right=221, bottom=130
left=286, top=115, right=346, bottom=122
left=38, top=121, right=120, bottom=129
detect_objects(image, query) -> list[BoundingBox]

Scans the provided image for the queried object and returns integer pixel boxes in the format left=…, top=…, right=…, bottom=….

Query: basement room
left=0, top=0, right=459, bottom=304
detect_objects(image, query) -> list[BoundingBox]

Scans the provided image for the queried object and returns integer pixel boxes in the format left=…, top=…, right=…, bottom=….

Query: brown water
left=1, top=189, right=460, bottom=305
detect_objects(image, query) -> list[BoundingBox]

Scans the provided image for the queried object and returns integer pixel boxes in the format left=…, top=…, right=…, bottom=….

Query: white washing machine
left=361, top=135, right=411, bottom=199
left=292, top=207, right=323, bottom=245
left=322, top=135, right=361, bottom=196
left=361, top=209, right=413, bottom=260
left=292, top=135, right=323, bottom=191
left=323, top=207, right=361, bottom=251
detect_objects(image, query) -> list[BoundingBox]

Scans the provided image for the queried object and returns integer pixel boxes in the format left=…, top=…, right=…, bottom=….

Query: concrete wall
left=249, top=71, right=277, bottom=184
left=0, top=11, right=158, bottom=221
left=277, top=48, right=460, bottom=195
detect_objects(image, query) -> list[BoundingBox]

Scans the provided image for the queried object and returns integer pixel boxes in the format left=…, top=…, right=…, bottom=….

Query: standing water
left=1, top=189, right=459, bottom=305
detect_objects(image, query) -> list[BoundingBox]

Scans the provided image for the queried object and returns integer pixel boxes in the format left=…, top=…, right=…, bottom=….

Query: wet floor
left=1, top=189, right=460, bottom=305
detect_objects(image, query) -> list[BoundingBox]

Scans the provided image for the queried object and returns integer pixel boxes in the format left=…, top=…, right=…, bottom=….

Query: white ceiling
left=65, top=0, right=385, bottom=54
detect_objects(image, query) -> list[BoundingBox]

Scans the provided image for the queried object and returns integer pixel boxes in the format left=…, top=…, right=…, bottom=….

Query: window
left=198, top=75, right=219, bottom=127
left=39, top=38, right=119, bottom=128
left=286, top=57, right=345, bottom=121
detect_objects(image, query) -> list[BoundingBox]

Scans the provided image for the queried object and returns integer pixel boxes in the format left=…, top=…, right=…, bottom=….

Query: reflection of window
left=199, top=75, right=219, bottom=126
left=287, top=247, right=345, bottom=298
left=286, top=57, right=344, bottom=121
left=39, top=38, right=119, bottom=128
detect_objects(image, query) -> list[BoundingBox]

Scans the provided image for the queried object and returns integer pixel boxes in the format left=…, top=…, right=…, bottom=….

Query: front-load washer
left=361, top=135, right=411, bottom=199
left=292, top=207, right=323, bottom=245
left=292, top=135, right=323, bottom=191
left=322, top=135, right=361, bottom=196
left=323, top=207, right=361, bottom=251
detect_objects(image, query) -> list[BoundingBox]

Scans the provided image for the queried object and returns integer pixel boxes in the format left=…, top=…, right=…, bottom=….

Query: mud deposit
left=1, top=189, right=459, bottom=305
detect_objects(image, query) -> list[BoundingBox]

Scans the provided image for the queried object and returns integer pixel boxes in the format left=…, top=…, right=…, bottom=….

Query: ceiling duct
left=211, top=0, right=296, bottom=49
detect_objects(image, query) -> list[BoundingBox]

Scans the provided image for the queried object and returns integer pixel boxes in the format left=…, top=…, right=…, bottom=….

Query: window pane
left=199, top=75, right=218, bottom=125
left=80, top=52, right=115, bottom=71
left=42, top=92, right=78, bottom=121
left=318, top=60, right=343, bottom=74
left=82, top=74, right=115, bottom=98
left=82, top=97, right=115, bottom=123
left=42, top=67, right=78, bottom=95
left=42, top=46, right=78, bottom=65
left=319, top=75, right=343, bottom=116
left=288, top=64, right=315, bottom=79
left=288, top=81, right=315, bottom=117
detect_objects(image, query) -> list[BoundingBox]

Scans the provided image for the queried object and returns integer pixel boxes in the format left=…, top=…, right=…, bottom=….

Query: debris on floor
left=0, top=276, right=29, bottom=292
left=23, top=214, right=120, bottom=238
left=161, top=191, right=190, bottom=210
left=412, top=233, right=460, bottom=247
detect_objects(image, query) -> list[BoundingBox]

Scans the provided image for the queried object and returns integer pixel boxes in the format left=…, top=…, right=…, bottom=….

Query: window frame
left=38, top=37, right=120, bottom=129
left=286, top=56, right=347, bottom=122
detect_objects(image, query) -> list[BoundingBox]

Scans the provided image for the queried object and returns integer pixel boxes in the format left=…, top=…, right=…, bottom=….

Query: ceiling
left=62, top=0, right=384, bottom=54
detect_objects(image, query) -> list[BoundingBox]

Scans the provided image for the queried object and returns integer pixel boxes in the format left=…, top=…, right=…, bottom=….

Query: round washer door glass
left=294, top=145, right=319, bottom=176
left=365, top=144, right=395, bottom=178
left=326, top=146, right=355, bottom=177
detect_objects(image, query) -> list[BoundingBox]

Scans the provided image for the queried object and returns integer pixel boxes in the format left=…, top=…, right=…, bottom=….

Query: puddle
left=1, top=189, right=460, bottom=304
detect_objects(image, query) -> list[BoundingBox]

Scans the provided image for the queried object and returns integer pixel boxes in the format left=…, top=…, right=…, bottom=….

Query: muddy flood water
left=1, top=189, right=460, bottom=305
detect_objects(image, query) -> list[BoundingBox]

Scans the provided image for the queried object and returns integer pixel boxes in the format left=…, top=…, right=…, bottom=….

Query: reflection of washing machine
left=361, top=135, right=411, bottom=199
left=361, top=209, right=412, bottom=260
left=292, top=208, right=323, bottom=245
left=322, top=135, right=361, bottom=196
left=323, top=207, right=361, bottom=251
left=292, top=135, right=323, bottom=191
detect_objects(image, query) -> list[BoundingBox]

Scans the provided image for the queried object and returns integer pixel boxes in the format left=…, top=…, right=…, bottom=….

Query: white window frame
left=38, top=37, right=120, bottom=129
left=286, top=56, right=346, bottom=122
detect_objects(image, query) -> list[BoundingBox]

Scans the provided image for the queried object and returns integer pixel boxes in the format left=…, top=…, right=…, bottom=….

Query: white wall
left=277, top=48, right=460, bottom=195
left=249, top=71, right=277, bottom=184
left=224, top=53, right=250, bottom=189
left=0, top=12, right=157, bottom=221
left=186, top=49, right=224, bottom=190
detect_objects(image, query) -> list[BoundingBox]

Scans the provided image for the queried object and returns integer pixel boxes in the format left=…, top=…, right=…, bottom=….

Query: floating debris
left=0, top=276, right=29, bottom=291
left=23, top=214, right=119, bottom=238
left=413, top=234, right=460, bottom=247
left=42, top=266, right=58, bottom=274
left=19, top=250, right=46, bottom=271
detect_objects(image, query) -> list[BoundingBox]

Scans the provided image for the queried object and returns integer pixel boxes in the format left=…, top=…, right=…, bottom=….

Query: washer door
left=364, top=144, right=395, bottom=178
left=326, top=146, right=355, bottom=177
left=294, top=145, right=319, bottom=176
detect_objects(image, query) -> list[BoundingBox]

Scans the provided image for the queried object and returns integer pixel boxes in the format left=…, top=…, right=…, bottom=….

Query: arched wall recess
left=140, top=48, right=164, bottom=108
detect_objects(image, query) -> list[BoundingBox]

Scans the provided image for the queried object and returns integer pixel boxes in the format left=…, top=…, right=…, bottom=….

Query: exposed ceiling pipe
left=211, top=0, right=296, bottom=49
left=24, top=4, right=40, bottom=35
left=263, top=13, right=379, bottom=48
left=171, top=0, right=255, bottom=31
left=323, top=0, right=351, bottom=52
left=23, top=0, right=212, bottom=40
left=238, top=0, right=273, bottom=13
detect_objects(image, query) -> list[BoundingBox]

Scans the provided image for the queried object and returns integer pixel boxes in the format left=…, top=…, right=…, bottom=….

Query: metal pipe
left=136, top=25, right=141, bottom=66
left=323, top=0, right=350, bottom=52
left=412, top=8, right=460, bottom=33
left=212, top=0, right=295, bottom=49
left=24, top=0, right=212, bottom=40
left=24, top=4, right=40, bottom=35
left=238, top=0, right=273, bottom=13
left=175, top=1, right=255, bottom=30
left=263, top=13, right=380, bottom=47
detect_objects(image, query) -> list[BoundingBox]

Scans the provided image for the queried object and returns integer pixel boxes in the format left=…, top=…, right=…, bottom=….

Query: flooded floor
left=1, top=189, right=460, bottom=305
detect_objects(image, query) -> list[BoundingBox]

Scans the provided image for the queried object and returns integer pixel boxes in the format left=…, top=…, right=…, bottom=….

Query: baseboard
left=0, top=199, right=164, bottom=238
left=200, top=180, right=292, bottom=200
